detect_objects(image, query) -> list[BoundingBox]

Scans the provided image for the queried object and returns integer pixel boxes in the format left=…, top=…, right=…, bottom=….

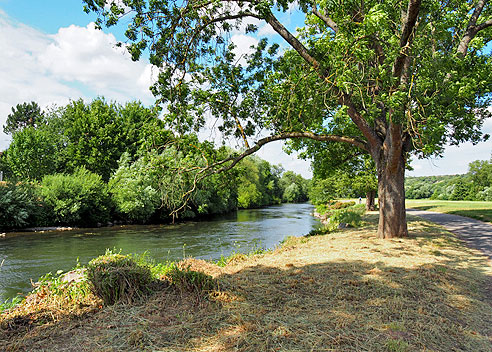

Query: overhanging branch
left=212, top=132, right=368, bottom=175
left=168, top=131, right=367, bottom=219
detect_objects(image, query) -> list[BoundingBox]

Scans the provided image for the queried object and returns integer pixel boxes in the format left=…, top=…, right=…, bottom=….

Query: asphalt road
left=407, top=209, right=492, bottom=260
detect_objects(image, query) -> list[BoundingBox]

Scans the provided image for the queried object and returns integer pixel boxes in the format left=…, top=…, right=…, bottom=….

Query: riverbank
left=2, top=213, right=492, bottom=351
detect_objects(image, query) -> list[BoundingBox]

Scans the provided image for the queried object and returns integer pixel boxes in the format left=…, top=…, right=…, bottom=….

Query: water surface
left=0, top=203, right=318, bottom=301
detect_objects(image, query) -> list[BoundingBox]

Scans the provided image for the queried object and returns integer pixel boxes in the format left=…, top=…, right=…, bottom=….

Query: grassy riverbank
left=406, top=199, right=492, bottom=223
left=2, top=213, right=492, bottom=351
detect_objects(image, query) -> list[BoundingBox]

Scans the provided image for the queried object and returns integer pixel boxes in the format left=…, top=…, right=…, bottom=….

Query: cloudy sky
left=0, top=0, right=491, bottom=178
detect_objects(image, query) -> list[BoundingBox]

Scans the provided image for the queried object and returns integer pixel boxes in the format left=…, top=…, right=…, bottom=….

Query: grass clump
left=164, top=263, right=217, bottom=294
left=86, top=249, right=153, bottom=305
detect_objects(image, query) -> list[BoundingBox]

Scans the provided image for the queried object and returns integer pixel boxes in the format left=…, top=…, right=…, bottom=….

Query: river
left=0, top=203, right=319, bottom=302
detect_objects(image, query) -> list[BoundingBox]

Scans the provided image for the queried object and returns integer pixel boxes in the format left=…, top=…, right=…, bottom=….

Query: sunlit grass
left=406, top=199, right=492, bottom=223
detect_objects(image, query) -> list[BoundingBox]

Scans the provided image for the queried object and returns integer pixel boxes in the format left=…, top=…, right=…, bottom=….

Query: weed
left=34, top=269, right=91, bottom=303
left=386, top=339, right=409, bottom=352
left=0, top=296, right=23, bottom=313
left=216, top=240, right=268, bottom=267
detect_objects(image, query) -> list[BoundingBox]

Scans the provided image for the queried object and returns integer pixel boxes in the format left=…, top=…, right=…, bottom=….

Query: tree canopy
left=3, top=101, right=44, bottom=135
left=83, top=0, right=492, bottom=238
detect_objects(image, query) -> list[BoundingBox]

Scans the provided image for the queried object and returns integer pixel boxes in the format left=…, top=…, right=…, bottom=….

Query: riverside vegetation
left=0, top=99, right=309, bottom=231
left=1, top=212, right=492, bottom=351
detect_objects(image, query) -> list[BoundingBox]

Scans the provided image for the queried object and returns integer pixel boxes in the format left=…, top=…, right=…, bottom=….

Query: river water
left=0, top=203, right=319, bottom=302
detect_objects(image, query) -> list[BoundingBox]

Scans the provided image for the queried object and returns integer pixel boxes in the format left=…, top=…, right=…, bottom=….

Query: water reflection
left=0, top=203, right=318, bottom=301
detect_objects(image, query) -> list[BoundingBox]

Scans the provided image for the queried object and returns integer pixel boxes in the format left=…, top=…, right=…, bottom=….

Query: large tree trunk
left=372, top=123, right=408, bottom=239
left=376, top=151, right=408, bottom=238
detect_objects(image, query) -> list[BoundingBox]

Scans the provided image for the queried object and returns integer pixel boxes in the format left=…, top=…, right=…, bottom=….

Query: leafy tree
left=308, top=177, right=338, bottom=205
left=310, top=153, right=378, bottom=209
left=3, top=101, right=44, bottom=135
left=283, top=183, right=301, bottom=203
left=279, top=171, right=309, bottom=202
left=236, top=156, right=284, bottom=208
left=57, top=99, right=165, bottom=181
left=5, top=127, right=60, bottom=180
left=82, top=0, right=492, bottom=238
left=108, top=152, right=160, bottom=223
left=468, top=158, right=492, bottom=190
left=0, top=151, right=10, bottom=180
left=4, top=98, right=170, bottom=181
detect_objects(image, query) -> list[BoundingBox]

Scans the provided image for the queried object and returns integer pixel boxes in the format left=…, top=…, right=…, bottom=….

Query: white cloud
left=258, top=23, right=278, bottom=36
left=230, top=34, right=259, bottom=66
left=0, top=12, right=156, bottom=150
left=39, top=23, right=155, bottom=103
left=257, top=141, right=312, bottom=178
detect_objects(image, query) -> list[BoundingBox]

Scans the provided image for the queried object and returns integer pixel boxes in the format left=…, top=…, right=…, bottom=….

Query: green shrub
left=315, top=200, right=356, bottom=215
left=327, top=205, right=365, bottom=230
left=86, top=250, right=153, bottom=305
left=0, top=182, right=44, bottom=230
left=39, top=167, right=112, bottom=226
left=305, top=227, right=331, bottom=237
left=332, top=200, right=356, bottom=209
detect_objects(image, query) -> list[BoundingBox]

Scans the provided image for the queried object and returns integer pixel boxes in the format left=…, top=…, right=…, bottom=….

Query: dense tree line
left=0, top=99, right=309, bottom=230
left=406, top=158, right=492, bottom=201
left=84, top=0, right=492, bottom=239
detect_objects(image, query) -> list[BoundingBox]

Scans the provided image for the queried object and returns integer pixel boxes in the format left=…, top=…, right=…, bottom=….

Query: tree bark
left=365, top=190, right=376, bottom=211
left=375, top=151, right=408, bottom=238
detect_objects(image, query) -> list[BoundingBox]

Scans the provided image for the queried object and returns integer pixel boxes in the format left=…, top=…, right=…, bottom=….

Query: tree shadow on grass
left=2, top=253, right=492, bottom=352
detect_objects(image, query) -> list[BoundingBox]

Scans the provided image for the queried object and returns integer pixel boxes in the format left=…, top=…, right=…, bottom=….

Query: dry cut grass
left=1, top=213, right=492, bottom=351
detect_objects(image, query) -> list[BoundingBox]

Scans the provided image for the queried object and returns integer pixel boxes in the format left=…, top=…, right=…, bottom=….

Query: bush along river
left=0, top=203, right=319, bottom=302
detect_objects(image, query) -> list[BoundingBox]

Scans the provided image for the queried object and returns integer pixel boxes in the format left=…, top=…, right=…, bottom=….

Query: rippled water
left=0, top=203, right=319, bottom=301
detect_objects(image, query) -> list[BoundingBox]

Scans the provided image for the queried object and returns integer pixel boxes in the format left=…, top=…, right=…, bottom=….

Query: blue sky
left=0, top=0, right=491, bottom=178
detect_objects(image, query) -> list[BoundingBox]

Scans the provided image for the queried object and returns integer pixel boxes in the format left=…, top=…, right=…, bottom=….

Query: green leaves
left=39, top=167, right=112, bottom=226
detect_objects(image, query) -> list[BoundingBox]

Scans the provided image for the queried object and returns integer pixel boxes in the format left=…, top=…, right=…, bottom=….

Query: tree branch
left=312, top=5, right=338, bottom=33
left=340, top=94, right=382, bottom=150
left=476, top=18, right=492, bottom=31
left=212, top=132, right=368, bottom=174
left=168, top=131, right=366, bottom=219
left=457, top=0, right=492, bottom=56
left=392, top=0, right=422, bottom=80
left=265, top=11, right=320, bottom=69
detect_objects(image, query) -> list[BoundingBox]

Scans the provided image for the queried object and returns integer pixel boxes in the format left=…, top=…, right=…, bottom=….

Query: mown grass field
left=2, top=213, right=492, bottom=351
left=406, top=199, right=492, bottom=223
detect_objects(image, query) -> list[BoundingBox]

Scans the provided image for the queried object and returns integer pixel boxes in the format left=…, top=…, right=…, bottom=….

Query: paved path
left=407, top=209, right=492, bottom=260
